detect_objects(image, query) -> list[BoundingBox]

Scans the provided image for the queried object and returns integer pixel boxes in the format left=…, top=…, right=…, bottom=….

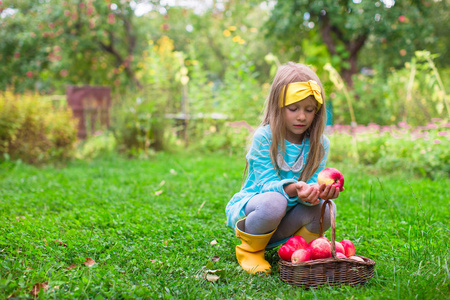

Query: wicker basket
left=279, top=200, right=375, bottom=289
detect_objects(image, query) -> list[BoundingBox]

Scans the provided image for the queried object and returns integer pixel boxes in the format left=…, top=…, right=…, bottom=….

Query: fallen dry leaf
left=29, top=282, right=48, bottom=296
left=155, top=190, right=163, bottom=196
left=210, top=240, right=217, bottom=246
left=206, top=273, right=220, bottom=282
left=67, top=264, right=77, bottom=269
left=212, top=256, right=220, bottom=262
left=196, top=265, right=225, bottom=282
left=84, top=258, right=96, bottom=267
left=55, top=240, right=67, bottom=247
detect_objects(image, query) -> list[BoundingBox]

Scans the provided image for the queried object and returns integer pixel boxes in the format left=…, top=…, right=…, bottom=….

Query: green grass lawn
left=1, top=152, right=449, bottom=299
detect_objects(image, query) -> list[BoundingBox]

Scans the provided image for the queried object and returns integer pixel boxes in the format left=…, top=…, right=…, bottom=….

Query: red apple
left=286, top=235, right=307, bottom=250
left=340, top=239, right=356, bottom=257
left=318, top=168, right=344, bottom=190
left=278, top=244, right=296, bottom=261
left=291, top=248, right=311, bottom=263
left=336, top=252, right=347, bottom=259
left=349, top=255, right=364, bottom=262
left=108, top=13, right=115, bottom=24
left=162, top=23, right=170, bottom=31
left=309, top=238, right=332, bottom=260
left=334, top=241, right=345, bottom=255
left=307, top=236, right=328, bottom=247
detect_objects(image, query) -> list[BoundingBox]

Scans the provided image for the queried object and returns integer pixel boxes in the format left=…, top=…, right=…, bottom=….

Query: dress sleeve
left=306, top=135, right=330, bottom=185
left=246, top=130, right=299, bottom=206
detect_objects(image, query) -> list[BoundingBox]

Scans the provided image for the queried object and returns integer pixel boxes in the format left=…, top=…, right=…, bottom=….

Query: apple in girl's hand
left=336, top=252, right=347, bottom=259
left=278, top=244, right=296, bottom=261
left=350, top=256, right=364, bottom=262
left=334, top=241, right=345, bottom=255
left=286, top=235, right=307, bottom=250
left=340, top=239, right=356, bottom=257
left=318, top=168, right=345, bottom=189
left=291, top=248, right=311, bottom=263
left=309, top=237, right=332, bottom=260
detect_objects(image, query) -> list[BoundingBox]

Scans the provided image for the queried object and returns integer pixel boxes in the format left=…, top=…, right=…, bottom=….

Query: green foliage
left=110, top=35, right=189, bottom=156
left=188, top=120, right=251, bottom=155
left=213, top=37, right=269, bottom=125
left=266, top=0, right=447, bottom=85
left=75, top=131, right=117, bottom=160
left=110, top=92, right=162, bottom=157
left=331, top=52, right=449, bottom=126
left=0, top=0, right=153, bottom=92
left=163, top=2, right=274, bottom=83
left=0, top=153, right=448, bottom=298
left=165, top=7, right=274, bottom=124
left=182, top=118, right=449, bottom=180
left=0, top=0, right=448, bottom=160
left=185, top=58, right=215, bottom=115
left=137, top=35, right=185, bottom=112
left=0, top=90, right=77, bottom=164
left=327, top=121, right=449, bottom=179
left=1, top=0, right=448, bottom=95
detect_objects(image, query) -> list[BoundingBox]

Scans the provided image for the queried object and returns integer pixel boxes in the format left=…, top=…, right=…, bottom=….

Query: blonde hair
left=260, top=62, right=327, bottom=182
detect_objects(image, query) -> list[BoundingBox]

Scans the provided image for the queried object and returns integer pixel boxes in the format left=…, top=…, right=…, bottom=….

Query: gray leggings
left=244, top=192, right=336, bottom=244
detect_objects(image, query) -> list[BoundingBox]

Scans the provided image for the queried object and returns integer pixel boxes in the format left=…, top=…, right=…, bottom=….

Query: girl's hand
left=318, top=183, right=344, bottom=200
left=295, top=182, right=320, bottom=205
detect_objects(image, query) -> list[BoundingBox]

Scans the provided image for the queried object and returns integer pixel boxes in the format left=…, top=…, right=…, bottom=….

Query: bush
left=0, top=90, right=77, bottom=164
left=75, top=131, right=117, bottom=160
left=187, top=119, right=253, bottom=155
left=110, top=91, right=169, bottom=157
left=110, top=36, right=185, bottom=157
left=327, top=120, right=449, bottom=179
left=331, top=51, right=449, bottom=126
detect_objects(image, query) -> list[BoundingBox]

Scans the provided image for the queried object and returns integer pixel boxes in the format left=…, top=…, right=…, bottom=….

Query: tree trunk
left=319, top=14, right=367, bottom=88
left=341, top=54, right=358, bottom=88
left=98, top=15, right=142, bottom=89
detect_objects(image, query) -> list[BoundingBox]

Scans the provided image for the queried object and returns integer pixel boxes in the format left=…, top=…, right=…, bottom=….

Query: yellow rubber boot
left=294, top=226, right=320, bottom=244
left=235, top=218, right=275, bottom=274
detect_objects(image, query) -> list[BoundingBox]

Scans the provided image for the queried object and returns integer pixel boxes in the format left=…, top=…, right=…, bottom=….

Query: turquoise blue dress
left=225, top=125, right=330, bottom=229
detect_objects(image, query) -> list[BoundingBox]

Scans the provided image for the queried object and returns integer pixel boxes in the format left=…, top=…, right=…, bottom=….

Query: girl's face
left=283, top=97, right=317, bottom=144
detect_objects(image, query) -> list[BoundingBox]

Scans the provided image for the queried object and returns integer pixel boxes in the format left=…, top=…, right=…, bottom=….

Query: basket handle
left=319, top=199, right=337, bottom=259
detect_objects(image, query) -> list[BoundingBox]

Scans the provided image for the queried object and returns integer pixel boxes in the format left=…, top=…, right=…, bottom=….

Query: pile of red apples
left=278, top=236, right=364, bottom=263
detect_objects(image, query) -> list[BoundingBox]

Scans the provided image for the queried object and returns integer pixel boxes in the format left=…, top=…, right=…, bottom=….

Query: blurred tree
left=0, top=0, right=274, bottom=92
left=0, top=0, right=157, bottom=92
left=265, top=0, right=448, bottom=87
left=152, top=0, right=272, bottom=83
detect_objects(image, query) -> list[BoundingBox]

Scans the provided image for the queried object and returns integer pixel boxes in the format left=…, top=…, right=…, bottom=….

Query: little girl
left=225, top=62, right=344, bottom=274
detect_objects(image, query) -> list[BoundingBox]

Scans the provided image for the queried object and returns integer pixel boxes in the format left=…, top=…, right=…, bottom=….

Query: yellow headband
left=279, top=80, right=323, bottom=111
